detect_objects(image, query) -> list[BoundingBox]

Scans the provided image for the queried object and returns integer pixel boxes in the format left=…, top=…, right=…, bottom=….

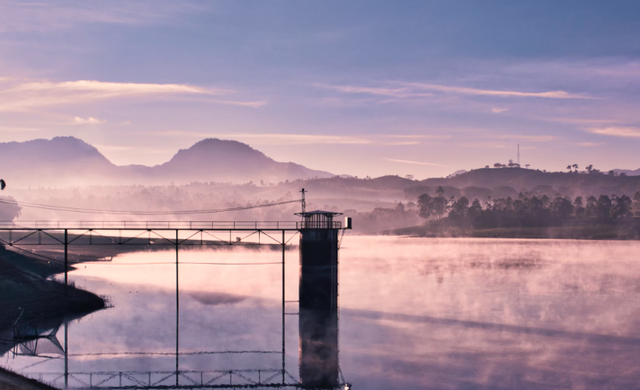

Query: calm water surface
left=3, top=236, right=640, bottom=389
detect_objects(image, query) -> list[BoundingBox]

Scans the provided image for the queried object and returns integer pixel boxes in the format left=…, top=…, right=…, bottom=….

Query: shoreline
left=0, top=367, right=58, bottom=390
left=0, top=246, right=107, bottom=389
left=389, top=224, right=640, bottom=240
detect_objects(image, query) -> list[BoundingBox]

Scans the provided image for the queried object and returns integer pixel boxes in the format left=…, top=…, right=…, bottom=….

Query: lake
left=3, top=236, right=640, bottom=389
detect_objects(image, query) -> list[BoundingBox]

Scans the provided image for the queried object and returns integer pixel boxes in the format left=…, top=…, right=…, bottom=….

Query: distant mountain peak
left=0, top=136, right=333, bottom=186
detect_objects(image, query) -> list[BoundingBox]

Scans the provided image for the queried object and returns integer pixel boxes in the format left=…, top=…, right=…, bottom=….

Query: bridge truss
left=0, top=220, right=348, bottom=390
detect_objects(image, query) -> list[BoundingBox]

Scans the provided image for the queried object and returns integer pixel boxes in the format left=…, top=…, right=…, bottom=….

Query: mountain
left=0, top=137, right=333, bottom=187
left=148, top=138, right=331, bottom=184
left=0, top=137, right=119, bottom=187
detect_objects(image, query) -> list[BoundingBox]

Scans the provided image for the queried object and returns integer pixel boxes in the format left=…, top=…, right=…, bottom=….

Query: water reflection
left=1, top=246, right=348, bottom=389
left=4, top=237, right=640, bottom=389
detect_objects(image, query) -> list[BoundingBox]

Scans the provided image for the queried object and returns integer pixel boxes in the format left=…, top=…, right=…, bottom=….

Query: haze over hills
left=1, top=136, right=640, bottom=197
left=0, top=137, right=333, bottom=187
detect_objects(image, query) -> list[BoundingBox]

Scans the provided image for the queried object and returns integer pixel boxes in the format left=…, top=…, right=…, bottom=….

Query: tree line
left=418, top=186, right=640, bottom=229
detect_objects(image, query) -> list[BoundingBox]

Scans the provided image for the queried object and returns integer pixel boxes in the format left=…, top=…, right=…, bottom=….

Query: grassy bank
left=0, top=246, right=106, bottom=389
left=391, top=223, right=640, bottom=240
left=0, top=249, right=105, bottom=330
left=0, top=246, right=106, bottom=334
left=0, top=367, right=58, bottom=390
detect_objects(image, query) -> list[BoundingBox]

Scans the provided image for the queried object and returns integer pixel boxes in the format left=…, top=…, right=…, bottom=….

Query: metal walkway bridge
left=1, top=219, right=349, bottom=390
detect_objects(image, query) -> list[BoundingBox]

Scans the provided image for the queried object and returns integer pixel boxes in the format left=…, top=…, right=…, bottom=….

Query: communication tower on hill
left=517, top=144, right=520, bottom=166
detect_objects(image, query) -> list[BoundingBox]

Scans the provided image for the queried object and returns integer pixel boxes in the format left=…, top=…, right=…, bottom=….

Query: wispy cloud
left=574, top=142, right=604, bottom=147
left=383, top=158, right=445, bottom=166
left=0, top=78, right=259, bottom=111
left=0, top=0, right=205, bottom=32
left=15, top=79, right=215, bottom=95
left=208, top=99, right=268, bottom=108
left=388, top=141, right=421, bottom=146
left=384, top=134, right=451, bottom=140
left=317, top=81, right=593, bottom=103
left=490, top=134, right=556, bottom=142
left=313, top=83, right=432, bottom=98
left=543, top=117, right=622, bottom=125
left=148, top=131, right=450, bottom=146
left=588, top=126, right=640, bottom=138
left=492, top=107, right=510, bottom=113
left=402, top=82, right=593, bottom=99
left=73, top=116, right=105, bottom=125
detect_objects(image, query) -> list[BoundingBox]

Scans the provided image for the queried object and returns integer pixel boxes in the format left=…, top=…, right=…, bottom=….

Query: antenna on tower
left=300, top=188, right=306, bottom=213
left=517, top=144, right=520, bottom=166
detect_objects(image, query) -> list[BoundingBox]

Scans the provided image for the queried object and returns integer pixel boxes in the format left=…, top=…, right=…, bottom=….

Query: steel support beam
left=64, top=229, right=68, bottom=296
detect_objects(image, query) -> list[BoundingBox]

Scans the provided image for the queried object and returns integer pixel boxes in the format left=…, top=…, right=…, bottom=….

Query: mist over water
left=3, top=236, right=640, bottom=389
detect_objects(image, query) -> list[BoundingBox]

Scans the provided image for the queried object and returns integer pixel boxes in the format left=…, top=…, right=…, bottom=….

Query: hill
left=0, top=137, right=333, bottom=187
left=415, top=168, right=640, bottom=199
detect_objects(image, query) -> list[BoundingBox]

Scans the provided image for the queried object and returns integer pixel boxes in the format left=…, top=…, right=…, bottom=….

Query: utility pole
left=300, top=188, right=306, bottom=213
left=517, top=144, right=520, bottom=166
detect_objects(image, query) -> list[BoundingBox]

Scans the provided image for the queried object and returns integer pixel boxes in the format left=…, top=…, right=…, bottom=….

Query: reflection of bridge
left=2, top=212, right=351, bottom=389
left=34, top=369, right=304, bottom=389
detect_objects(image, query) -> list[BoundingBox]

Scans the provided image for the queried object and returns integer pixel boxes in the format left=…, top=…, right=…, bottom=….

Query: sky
left=1, top=0, right=640, bottom=179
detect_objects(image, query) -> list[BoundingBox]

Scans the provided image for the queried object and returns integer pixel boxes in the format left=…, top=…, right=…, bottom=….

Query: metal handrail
left=0, top=220, right=343, bottom=230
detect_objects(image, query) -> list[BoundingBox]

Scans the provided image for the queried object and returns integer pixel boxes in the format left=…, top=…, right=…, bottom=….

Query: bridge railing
left=0, top=220, right=343, bottom=230
left=0, top=220, right=342, bottom=230
left=298, top=221, right=342, bottom=229
left=0, top=220, right=295, bottom=230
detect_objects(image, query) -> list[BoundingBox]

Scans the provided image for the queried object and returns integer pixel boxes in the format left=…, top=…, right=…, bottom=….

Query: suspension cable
left=0, top=198, right=300, bottom=216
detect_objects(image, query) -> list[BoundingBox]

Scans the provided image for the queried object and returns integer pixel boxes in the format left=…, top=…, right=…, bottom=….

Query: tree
left=432, top=194, right=448, bottom=220
left=611, top=195, right=632, bottom=218
left=566, top=165, right=572, bottom=172
left=493, top=162, right=502, bottom=168
left=572, top=164, right=578, bottom=172
left=551, top=196, right=573, bottom=222
left=585, top=195, right=597, bottom=218
left=0, top=196, right=20, bottom=220
left=405, top=174, right=414, bottom=180
left=0, top=178, right=19, bottom=220
left=436, top=186, right=445, bottom=196
left=467, top=198, right=482, bottom=219
left=574, top=196, right=585, bottom=219
left=573, top=196, right=583, bottom=208
left=525, top=164, right=530, bottom=169
left=449, top=196, right=469, bottom=219
left=586, top=165, right=593, bottom=173
left=607, top=170, right=616, bottom=176
left=418, top=193, right=434, bottom=220
left=596, top=195, right=612, bottom=220
left=540, top=194, right=551, bottom=208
